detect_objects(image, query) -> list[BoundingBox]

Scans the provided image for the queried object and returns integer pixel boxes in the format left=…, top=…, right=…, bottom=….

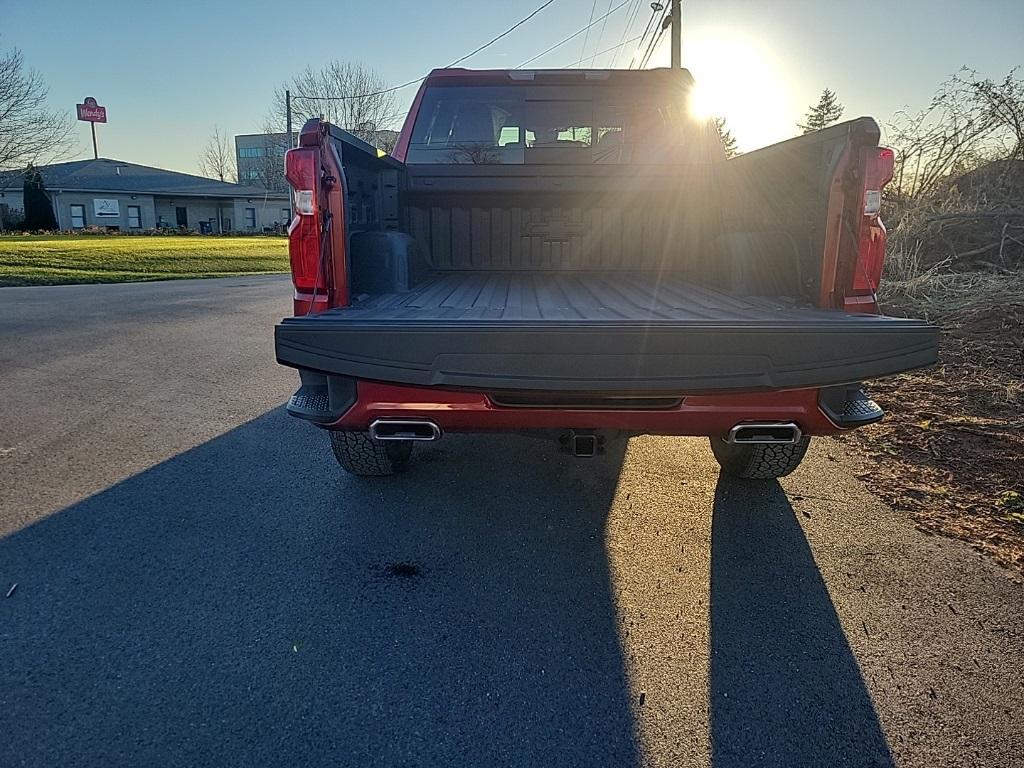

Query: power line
left=375, top=32, right=641, bottom=123
left=638, top=10, right=670, bottom=69
left=293, top=0, right=560, bottom=103
left=290, top=76, right=422, bottom=105
left=575, top=0, right=600, bottom=69
left=585, top=0, right=616, bottom=67
left=518, top=0, right=632, bottom=68
left=609, top=0, right=645, bottom=67
left=627, top=4, right=663, bottom=69
left=375, top=34, right=644, bottom=118
left=626, top=3, right=667, bottom=69
left=561, top=34, right=644, bottom=68
left=447, top=0, right=560, bottom=67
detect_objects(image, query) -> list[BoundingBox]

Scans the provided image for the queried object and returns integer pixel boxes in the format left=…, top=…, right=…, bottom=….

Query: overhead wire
left=446, top=0, right=560, bottom=67
left=637, top=4, right=671, bottom=69
left=518, top=0, right=633, bottom=68
left=609, top=0, right=645, bottom=67
left=575, top=0, right=600, bottom=68
left=560, top=34, right=644, bottom=68
left=295, top=0, right=663, bottom=133
left=639, top=23, right=667, bottom=68
left=626, top=4, right=663, bottom=68
left=585, top=0, right=617, bottom=67
left=293, top=0, right=561, bottom=103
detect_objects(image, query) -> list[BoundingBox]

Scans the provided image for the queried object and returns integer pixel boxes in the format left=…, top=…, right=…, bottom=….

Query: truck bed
left=275, top=272, right=939, bottom=392
left=344, top=272, right=818, bottom=322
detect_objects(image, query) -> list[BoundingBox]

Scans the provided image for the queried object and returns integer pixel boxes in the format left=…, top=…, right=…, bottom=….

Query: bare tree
left=375, top=129, right=400, bottom=155
left=267, top=61, right=399, bottom=150
left=883, top=68, right=1024, bottom=274
left=887, top=68, right=1024, bottom=200
left=197, top=125, right=236, bottom=182
left=964, top=68, right=1024, bottom=161
left=0, top=46, right=74, bottom=170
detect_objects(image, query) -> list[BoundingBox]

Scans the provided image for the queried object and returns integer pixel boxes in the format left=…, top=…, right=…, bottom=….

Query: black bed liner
left=275, top=272, right=938, bottom=392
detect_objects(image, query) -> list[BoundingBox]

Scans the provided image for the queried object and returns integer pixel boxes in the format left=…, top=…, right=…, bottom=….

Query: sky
left=4, top=0, right=1023, bottom=174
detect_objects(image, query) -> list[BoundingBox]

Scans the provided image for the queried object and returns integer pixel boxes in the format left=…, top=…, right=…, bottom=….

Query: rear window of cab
left=405, top=84, right=717, bottom=164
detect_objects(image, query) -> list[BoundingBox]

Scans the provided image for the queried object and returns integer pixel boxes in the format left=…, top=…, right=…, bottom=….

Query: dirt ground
left=850, top=286, right=1024, bottom=569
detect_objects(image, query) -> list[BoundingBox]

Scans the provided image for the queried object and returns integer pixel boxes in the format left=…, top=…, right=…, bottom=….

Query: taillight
left=284, top=147, right=324, bottom=300
left=294, top=189, right=315, bottom=216
left=853, top=219, right=887, bottom=293
left=862, top=146, right=894, bottom=217
left=849, top=147, right=896, bottom=304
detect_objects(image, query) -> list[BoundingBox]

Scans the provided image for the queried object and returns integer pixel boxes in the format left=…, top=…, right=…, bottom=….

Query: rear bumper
left=275, top=316, right=939, bottom=392
left=293, top=379, right=868, bottom=437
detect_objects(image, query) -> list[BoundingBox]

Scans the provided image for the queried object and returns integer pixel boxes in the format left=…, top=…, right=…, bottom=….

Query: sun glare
left=652, top=30, right=798, bottom=152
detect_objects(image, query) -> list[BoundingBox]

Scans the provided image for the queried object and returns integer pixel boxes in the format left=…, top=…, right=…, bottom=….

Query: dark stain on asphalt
left=384, top=561, right=422, bottom=579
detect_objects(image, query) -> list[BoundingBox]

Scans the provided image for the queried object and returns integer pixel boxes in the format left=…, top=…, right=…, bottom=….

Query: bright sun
left=651, top=30, right=798, bottom=151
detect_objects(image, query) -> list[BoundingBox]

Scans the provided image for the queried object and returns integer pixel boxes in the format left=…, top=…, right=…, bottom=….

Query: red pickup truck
left=275, top=67, right=938, bottom=478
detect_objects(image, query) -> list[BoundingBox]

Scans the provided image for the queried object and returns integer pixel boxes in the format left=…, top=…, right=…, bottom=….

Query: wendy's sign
left=76, top=97, right=107, bottom=123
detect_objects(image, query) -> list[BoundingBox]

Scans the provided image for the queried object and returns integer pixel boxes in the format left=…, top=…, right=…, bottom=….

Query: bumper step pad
left=819, top=384, right=885, bottom=427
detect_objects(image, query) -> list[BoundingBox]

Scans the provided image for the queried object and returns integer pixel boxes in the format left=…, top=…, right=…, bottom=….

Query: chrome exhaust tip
left=369, top=419, right=442, bottom=441
left=726, top=422, right=802, bottom=445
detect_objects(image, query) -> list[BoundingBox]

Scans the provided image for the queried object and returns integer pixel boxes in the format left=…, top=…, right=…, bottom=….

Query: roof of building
left=0, top=158, right=287, bottom=199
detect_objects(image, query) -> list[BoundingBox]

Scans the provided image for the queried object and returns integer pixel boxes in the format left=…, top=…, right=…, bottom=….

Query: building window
left=282, top=208, right=290, bottom=222
left=70, top=204, right=85, bottom=229
left=127, top=205, right=142, bottom=229
left=244, top=207, right=256, bottom=228
left=238, top=147, right=264, bottom=158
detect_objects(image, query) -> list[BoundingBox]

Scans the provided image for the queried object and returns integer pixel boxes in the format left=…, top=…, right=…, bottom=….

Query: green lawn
left=0, top=234, right=289, bottom=286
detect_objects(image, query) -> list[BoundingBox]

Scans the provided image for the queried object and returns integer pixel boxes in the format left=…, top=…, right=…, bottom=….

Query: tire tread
left=328, top=431, right=411, bottom=476
left=710, top=437, right=811, bottom=479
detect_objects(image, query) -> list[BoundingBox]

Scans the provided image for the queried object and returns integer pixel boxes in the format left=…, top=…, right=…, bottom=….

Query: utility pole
left=670, top=0, right=681, bottom=69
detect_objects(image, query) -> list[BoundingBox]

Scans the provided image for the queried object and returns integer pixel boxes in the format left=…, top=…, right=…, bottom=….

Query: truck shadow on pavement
left=0, top=407, right=892, bottom=767
left=0, top=408, right=638, bottom=767
left=710, top=477, right=894, bottom=768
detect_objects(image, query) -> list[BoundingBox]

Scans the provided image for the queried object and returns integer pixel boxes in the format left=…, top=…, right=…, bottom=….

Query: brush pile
left=848, top=68, right=1024, bottom=568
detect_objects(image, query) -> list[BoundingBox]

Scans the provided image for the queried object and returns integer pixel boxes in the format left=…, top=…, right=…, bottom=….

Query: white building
left=0, top=158, right=290, bottom=233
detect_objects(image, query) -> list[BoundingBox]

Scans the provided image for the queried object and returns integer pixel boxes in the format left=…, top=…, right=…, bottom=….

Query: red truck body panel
left=328, top=381, right=843, bottom=435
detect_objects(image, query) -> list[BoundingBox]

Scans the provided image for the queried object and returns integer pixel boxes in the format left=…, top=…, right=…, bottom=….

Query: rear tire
left=328, top=431, right=412, bottom=476
left=709, top=436, right=811, bottom=479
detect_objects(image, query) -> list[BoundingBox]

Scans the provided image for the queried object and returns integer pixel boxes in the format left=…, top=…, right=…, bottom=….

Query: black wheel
left=709, top=436, right=811, bottom=479
left=328, top=431, right=413, bottom=476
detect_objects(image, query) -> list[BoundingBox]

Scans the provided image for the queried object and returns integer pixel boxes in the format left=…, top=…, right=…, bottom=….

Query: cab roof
left=423, top=67, right=694, bottom=88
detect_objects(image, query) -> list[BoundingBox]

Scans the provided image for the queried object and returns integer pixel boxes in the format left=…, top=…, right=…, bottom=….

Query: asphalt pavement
left=1, top=275, right=1021, bottom=767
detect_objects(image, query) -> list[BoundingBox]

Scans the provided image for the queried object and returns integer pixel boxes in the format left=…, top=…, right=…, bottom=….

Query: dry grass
left=880, top=268, right=1024, bottom=318
left=854, top=270, right=1024, bottom=569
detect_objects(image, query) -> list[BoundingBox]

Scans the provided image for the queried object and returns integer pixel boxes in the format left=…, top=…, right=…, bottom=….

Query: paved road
left=1, top=276, right=1021, bottom=768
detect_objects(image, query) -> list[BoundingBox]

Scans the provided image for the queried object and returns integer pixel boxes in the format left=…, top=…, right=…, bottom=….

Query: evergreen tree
left=798, top=88, right=845, bottom=134
left=714, top=117, right=740, bottom=158
left=22, top=164, right=56, bottom=230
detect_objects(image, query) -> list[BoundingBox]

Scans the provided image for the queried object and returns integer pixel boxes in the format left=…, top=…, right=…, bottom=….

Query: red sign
left=76, top=96, right=107, bottom=123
